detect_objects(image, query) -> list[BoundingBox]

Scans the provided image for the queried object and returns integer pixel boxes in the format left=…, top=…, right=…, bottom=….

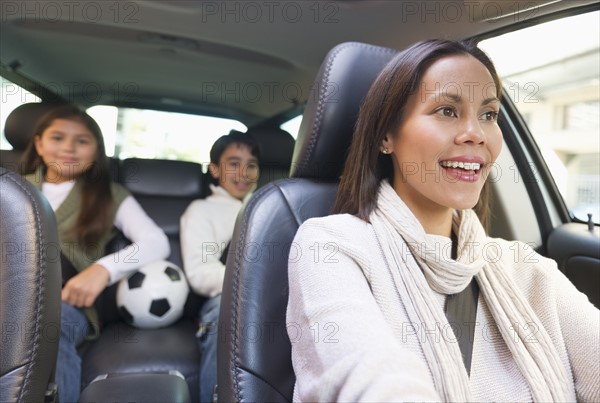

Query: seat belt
left=60, top=252, right=79, bottom=286
left=444, top=232, right=480, bottom=376
left=445, top=279, right=479, bottom=375
left=219, top=241, right=230, bottom=265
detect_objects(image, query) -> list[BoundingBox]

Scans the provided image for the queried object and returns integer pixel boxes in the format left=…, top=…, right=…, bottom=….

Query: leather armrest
left=79, top=372, right=191, bottom=403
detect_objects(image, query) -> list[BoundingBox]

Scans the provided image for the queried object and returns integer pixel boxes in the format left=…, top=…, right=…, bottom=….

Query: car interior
left=1, top=1, right=598, bottom=402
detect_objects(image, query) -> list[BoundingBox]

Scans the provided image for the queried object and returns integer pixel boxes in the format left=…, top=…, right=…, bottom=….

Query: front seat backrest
left=0, top=167, right=61, bottom=402
left=217, top=42, right=397, bottom=403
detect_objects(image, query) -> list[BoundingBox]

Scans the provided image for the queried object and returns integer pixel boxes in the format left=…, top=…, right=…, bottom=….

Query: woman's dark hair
left=21, top=104, right=113, bottom=245
left=332, top=39, right=502, bottom=230
left=208, top=130, right=261, bottom=185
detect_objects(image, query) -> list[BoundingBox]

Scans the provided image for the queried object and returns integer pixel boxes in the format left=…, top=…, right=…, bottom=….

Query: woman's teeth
left=440, top=161, right=481, bottom=170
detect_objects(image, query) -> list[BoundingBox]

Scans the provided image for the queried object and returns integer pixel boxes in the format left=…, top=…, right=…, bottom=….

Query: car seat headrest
left=119, top=158, right=204, bottom=198
left=290, top=42, right=398, bottom=181
left=246, top=126, right=295, bottom=168
left=4, top=103, right=63, bottom=151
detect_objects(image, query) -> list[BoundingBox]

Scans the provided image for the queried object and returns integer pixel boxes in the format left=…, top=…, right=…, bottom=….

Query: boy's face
left=209, top=143, right=259, bottom=200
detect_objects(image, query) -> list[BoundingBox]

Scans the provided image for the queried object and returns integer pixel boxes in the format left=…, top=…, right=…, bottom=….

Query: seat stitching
left=236, top=363, right=290, bottom=402
left=296, top=43, right=397, bottom=176
left=6, top=173, right=47, bottom=402
left=230, top=183, right=280, bottom=401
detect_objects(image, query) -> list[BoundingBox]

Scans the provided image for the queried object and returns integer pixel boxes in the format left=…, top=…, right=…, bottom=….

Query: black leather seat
left=217, top=42, right=398, bottom=402
left=1, top=103, right=62, bottom=172
left=0, top=167, right=62, bottom=402
left=80, top=158, right=206, bottom=402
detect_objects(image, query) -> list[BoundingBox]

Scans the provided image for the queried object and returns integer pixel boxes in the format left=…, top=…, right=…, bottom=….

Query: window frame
left=472, top=5, right=599, bottom=238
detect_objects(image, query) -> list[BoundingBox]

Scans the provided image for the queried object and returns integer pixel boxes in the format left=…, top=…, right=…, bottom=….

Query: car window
left=1, top=77, right=41, bottom=150
left=280, top=115, right=303, bottom=140
left=87, top=105, right=246, bottom=166
left=479, top=11, right=600, bottom=224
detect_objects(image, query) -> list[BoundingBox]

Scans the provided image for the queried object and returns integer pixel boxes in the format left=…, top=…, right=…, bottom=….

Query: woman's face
left=383, top=54, right=502, bottom=218
left=209, top=143, right=259, bottom=200
left=34, top=118, right=99, bottom=183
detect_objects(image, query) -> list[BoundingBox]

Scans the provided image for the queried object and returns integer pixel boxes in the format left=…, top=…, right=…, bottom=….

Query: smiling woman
left=380, top=54, right=502, bottom=234
left=286, top=39, right=600, bottom=402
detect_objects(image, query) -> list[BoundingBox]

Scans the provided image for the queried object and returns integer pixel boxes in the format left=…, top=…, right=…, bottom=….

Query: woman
left=21, top=104, right=170, bottom=402
left=286, top=40, right=599, bottom=402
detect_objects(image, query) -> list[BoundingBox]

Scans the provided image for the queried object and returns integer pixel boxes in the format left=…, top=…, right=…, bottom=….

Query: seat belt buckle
left=44, top=382, right=58, bottom=403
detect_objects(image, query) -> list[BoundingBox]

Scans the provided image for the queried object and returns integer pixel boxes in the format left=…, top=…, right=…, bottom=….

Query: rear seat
left=2, top=104, right=205, bottom=400
left=118, top=157, right=209, bottom=268
left=2, top=103, right=296, bottom=401
left=81, top=158, right=208, bottom=401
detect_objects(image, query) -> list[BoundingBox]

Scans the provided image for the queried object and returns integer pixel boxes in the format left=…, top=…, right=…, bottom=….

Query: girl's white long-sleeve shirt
left=41, top=180, right=170, bottom=285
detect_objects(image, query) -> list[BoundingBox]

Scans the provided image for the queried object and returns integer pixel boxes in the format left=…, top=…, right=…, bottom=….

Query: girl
left=21, top=105, right=170, bottom=403
left=286, top=40, right=599, bottom=402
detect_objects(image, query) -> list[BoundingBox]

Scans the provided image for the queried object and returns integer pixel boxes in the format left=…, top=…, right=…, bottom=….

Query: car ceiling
left=0, top=0, right=595, bottom=126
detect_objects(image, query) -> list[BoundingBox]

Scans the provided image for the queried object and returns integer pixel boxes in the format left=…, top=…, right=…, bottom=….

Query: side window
left=480, top=11, right=599, bottom=223
left=1, top=77, right=41, bottom=150
left=280, top=115, right=303, bottom=140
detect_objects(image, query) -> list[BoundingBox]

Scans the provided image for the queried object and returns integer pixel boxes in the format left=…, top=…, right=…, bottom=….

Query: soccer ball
left=116, top=260, right=189, bottom=329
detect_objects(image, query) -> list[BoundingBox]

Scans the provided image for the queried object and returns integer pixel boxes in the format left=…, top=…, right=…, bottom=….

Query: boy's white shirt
left=180, top=184, right=245, bottom=297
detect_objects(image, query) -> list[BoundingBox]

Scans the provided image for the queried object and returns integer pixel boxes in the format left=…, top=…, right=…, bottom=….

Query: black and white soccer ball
left=116, top=260, right=189, bottom=329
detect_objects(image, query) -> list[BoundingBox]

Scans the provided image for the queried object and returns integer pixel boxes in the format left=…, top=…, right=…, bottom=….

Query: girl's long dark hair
left=332, top=39, right=502, bottom=231
left=21, top=105, right=114, bottom=246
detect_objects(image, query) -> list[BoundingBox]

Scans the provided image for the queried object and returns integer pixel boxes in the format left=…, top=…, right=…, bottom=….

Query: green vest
left=25, top=168, right=130, bottom=338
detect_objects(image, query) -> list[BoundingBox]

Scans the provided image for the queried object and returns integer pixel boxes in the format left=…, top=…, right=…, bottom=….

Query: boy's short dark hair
left=210, top=130, right=261, bottom=165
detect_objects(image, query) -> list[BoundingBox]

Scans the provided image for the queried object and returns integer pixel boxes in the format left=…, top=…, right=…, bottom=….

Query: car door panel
left=547, top=223, right=600, bottom=307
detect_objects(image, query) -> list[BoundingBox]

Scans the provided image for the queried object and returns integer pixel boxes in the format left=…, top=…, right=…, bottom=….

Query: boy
left=180, top=131, right=260, bottom=402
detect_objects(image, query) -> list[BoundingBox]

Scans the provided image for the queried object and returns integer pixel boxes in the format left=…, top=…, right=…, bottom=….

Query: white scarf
left=370, top=180, right=572, bottom=401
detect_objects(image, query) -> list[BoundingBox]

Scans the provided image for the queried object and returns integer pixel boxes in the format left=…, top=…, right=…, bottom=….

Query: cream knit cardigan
left=286, top=214, right=600, bottom=402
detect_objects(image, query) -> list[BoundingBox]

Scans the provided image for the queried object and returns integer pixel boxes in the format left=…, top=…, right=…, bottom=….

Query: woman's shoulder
left=302, top=213, right=369, bottom=229
left=292, top=214, right=382, bottom=273
left=485, top=237, right=552, bottom=267
left=486, top=236, right=561, bottom=286
left=295, top=214, right=374, bottom=245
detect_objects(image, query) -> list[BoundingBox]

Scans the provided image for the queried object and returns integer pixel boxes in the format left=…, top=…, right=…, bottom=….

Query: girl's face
left=34, top=118, right=98, bottom=183
left=383, top=54, right=502, bottom=220
left=209, top=143, right=259, bottom=200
